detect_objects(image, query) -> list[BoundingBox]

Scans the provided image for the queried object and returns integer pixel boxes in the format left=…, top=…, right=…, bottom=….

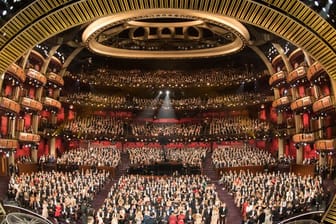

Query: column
left=49, top=137, right=56, bottom=158
left=278, top=138, right=284, bottom=159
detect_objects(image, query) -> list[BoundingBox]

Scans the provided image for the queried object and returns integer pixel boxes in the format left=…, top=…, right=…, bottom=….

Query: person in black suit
left=203, top=206, right=212, bottom=224
left=219, top=202, right=228, bottom=224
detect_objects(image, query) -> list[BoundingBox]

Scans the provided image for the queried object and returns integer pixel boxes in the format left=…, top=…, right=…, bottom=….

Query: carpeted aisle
left=203, top=151, right=243, bottom=224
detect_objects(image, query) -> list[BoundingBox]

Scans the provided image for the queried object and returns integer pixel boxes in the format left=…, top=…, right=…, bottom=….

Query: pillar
left=296, top=145, right=304, bottom=164
left=50, top=137, right=56, bottom=158
left=278, top=138, right=284, bottom=159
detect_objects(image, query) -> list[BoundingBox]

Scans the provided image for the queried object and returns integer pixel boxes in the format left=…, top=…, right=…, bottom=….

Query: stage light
left=166, top=90, right=170, bottom=95
left=159, top=91, right=163, bottom=95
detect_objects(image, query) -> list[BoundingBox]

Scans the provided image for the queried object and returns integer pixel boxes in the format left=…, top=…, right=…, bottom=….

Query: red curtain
left=4, top=85, right=12, bottom=97
left=24, top=114, right=31, bottom=130
left=1, top=116, right=8, bottom=136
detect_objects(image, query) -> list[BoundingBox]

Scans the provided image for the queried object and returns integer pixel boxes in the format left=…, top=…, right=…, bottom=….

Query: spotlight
left=159, top=91, right=162, bottom=95
left=166, top=90, right=170, bottom=95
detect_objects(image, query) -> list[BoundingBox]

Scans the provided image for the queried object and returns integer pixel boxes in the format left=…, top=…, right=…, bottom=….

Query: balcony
left=271, top=55, right=283, bottom=68
left=292, top=133, right=315, bottom=143
left=0, top=139, right=18, bottom=149
left=272, top=96, right=291, bottom=109
left=288, top=48, right=303, bottom=66
left=21, top=97, right=43, bottom=111
left=6, top=63, right=26, bottom=83
left=307, top=62, right=325, bottom=82
left=290, top=96, right=313, bottom=112
left=43, top=97, right=62, bottom=110
left=313, top=95, right=335, bottom=114
left=315, top=139, right=336, bottom=150
left=47, top=72, right=64, bottom=87
left=269, top=71, right=287, bottom=87
left=17, top=132, right=40, bottom=142
left=26, top=68, right=47, bottom=86
left=287, top=66, right=307, bottom=84
left=0, top=97, right=20, bottom=114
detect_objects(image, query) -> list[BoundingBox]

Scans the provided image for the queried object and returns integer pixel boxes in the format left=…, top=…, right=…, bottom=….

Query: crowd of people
left=61, top=115, right=272, bottom=142
left=127, top=146, right=208, bottom=169
left=56, top=146, right=120, bottom=167
left=220, top=170, right=324, bottom=223
left=63, top=115, right=124, bottom=137
left=60, top=92, right=272, bottom=110
left=7, top=169, right=110, bottom=223
left=131, top=122, right=203, bottom=138
left=65, top=67, right=267, bottom=88
left=212, top=145, right=276, bottom=168
left=96, top=174, right=228, bottom=224
left=208, top=117, right=270, bottom=137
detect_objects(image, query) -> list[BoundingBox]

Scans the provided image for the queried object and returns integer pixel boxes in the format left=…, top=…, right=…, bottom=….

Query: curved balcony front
left=272, top=96, right=291, bottom=109
left=6, top=63, right=26, bottom=83
left=18, top=132, right=40, bottom=142
left=315, top=139, right=336, bottom=151
left=288, top=48, right=304, bottom=66
left=290, top=96, right=313, bottom=112
left=292, top=133, right=315, bottom=143
left=47, top=72, right=64, bottom=87
left=307, top=62, right=325, bottom=82
left=21, top=97, right=43, bottom=112
left=0, top=139, right=18, bottom=149
left=26, top=68, right=47, bottom=86
left=312, top=95, right=335, bottom=114
left=271, top=55, right=283, bottom=68
left=269, top=71, right=287, bottom=87
left=0, top=97, right=20, bottom=114
left=286, top=66, right=307, bottom=84
left=43, top=97, right=62, bottom=110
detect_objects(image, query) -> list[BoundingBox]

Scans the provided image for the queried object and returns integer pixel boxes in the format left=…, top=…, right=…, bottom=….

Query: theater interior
left=0, top=0, right=336, bottom=223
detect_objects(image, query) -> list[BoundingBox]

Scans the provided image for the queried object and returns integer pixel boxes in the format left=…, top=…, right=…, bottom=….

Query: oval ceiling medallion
left=82, top=9, right=250, bottom=59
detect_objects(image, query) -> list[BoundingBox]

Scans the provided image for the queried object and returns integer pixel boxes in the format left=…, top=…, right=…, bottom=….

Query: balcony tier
left=315, top=139, right=336, bottom=151
left=6, top=63, right=26, bottom=83
left=18, top=132, right=40, bottom=142
left=0, top=139, right=18, bottom=149
left=21, top=97, right=43, bottom=111
left=26, top=68, right=47, bottom=86
left=292, top=133, right=315, bottom=143
left=47, top=72, right=64, bottom=87
left=272, top=96, right=291, bottom=109
left=307, top=62, right=325, bottom=82
left=290, top=96, right=313, bottom=111
left=43, top=97, right=62, bottom=110
left=312, top=96, right=335, bottom=114
left=0, top=97, right=20, bottom=114
left=269, top=71, right=287, bottom=87
left=287, top=66, right=307, bottom=84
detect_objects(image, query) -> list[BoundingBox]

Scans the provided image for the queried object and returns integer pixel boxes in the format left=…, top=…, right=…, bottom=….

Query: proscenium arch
left=0, top=0, right=336, bottom=79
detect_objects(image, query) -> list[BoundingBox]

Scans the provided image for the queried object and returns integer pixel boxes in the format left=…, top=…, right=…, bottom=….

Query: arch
left=0, top=0, right=335, bottom=79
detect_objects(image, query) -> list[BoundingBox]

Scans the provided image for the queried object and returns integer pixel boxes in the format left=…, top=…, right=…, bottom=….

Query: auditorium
left=0, top=0, right=335, bottom=224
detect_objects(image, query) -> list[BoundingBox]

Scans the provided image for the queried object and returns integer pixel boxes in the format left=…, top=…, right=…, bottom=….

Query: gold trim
left=0, top=0, right=334, bottom=79
left=82, top=9, right=250, bottom=58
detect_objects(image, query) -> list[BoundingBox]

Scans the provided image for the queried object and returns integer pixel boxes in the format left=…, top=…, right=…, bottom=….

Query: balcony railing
left=0, top=139, right=18, bottom=149
left=26, top=68, right=47, bottom=86
left=43, top=97, right=62, bottom=110
left=272, top=96, right=291, bottom=108
left=269, top=71, right=287, bottom=87
left=21, top=97, right=43, bottom=111
left=17, top=132, right=40, bottom=142
left=290, top=96, right=313, bottom=111
left=6, top=63, right=26, bottom=83
left=307, top=62, right=325, bottom=82
left=315, top=139, right=336, bottom=150
left=0, top=97, right=20, bottom=114
left=292, top=133, right=315, bottom=143
left=47, top=72, right=64, bottom=87
left=287, top=66, right=307, bottom=84
left=312, top=95, right=335, bottom=114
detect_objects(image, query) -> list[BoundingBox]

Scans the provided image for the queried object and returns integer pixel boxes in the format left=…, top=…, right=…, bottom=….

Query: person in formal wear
left=219, top=202, right=228, bottom=224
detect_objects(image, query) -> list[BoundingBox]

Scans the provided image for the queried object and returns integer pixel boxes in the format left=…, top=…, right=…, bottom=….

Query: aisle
left=203, top=151, right=243, bottom=224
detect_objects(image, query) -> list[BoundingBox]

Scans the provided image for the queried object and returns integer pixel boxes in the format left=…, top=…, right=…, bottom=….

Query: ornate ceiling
left=0, top=0, right=335, bottom=79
